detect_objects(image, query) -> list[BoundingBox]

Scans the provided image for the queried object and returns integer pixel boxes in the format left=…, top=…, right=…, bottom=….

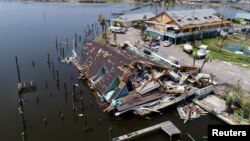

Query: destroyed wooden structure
left=71, top=41, right=215, bottom=116
left=177, top=103, right=207, bottom=123
left=18, top=80, right=36, bottom=94
left=112, top=121, right=181, bottom=141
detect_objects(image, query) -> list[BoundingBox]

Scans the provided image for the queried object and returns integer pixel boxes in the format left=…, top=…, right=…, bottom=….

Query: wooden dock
left=112, top=121, right=181, bottom=141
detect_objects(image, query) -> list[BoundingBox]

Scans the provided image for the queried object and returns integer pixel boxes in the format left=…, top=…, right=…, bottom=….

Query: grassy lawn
left=196, top=38, right=250, bottom=69
left=96, top=29, right=112, bottom=44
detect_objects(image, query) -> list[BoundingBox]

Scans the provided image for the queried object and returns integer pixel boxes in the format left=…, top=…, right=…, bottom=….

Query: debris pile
left=71, top=41, right=215, bottom=116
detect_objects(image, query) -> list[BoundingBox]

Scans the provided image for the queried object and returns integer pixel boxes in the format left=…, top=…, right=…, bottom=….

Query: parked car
left=163, top=40, right=172, bottom=47
left=109, top=26, right=126, bottom=34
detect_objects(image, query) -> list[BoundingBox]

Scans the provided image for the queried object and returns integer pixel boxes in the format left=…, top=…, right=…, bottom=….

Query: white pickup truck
left=109, top=26, right=126, bottom=34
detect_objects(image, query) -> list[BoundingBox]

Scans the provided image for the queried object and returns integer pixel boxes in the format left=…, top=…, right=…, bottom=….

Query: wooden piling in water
left=32, top=60, right=35, bottom=67
left=56, top=70, right=59, bottom=81
left=64, top=81, right=67, bottom=92
left=75, top=33, right=77, bottom=43
left=109, top=127, right=112, bottom=141
left=15, top=56, right=21, bottom=83
left=45, top=80, right=48, bottom=89
left=47, top=54, right=50, bottom=64
left=62, top=48, right=65, bottom=58
left=21, top=132, right=25, bottom=141
left=55, top=37, right=58, bottom=51
left=66, top=38, right=69, bottom=50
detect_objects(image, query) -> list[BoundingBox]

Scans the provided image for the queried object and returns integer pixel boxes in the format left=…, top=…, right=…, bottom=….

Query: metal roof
left=235, top=13, right=250, bottom=20
left=111, top=12, right=155, bottom=22
left=165, top=9, right=222, bottom=27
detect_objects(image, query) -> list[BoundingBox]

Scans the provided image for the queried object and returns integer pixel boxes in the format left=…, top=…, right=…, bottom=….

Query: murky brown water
left=1, top=1, right=243, bottom=141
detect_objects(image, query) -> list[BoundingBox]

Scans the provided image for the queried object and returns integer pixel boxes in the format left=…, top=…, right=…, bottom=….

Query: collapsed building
left=71, top=41, right=214, bottom=116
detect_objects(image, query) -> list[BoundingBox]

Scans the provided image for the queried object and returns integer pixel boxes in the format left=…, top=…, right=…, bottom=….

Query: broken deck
left=112, top=121, right=181, bottom=141
left=18, top=80, right=36, bottom=94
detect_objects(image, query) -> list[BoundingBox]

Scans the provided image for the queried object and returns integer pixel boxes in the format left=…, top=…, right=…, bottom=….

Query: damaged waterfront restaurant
left=70, top=41, right=215, bottom=116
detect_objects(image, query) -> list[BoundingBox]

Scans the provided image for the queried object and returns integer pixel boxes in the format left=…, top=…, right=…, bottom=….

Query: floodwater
left=0, top=1, right=245, bottom=141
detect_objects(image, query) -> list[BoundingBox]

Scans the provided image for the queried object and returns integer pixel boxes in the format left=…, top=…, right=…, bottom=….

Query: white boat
left=197, top=48, right=209, bottom=58
left=199, top=45, right=208, bottom=49
left=183, top=43, right=193, bottom=53
left=235, top=51, right=244, bottom=55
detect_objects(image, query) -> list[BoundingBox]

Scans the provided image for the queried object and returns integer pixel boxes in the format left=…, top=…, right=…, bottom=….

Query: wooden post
left=109, top=127, right=112, bottom=141
left=45, top=80, right=48, bottom=89
left=55, top=37, right=58, bottom=51
left=43, top=118, right=47, bottom=125
left=80, top=96, right=83, bottom=111
left=64, top=81, right=67, bottom=92
left=52, top=61, right=55, bottom=80
left=21, top=132, right=25, bottom=141
left=62, top=48, right=65, bottom=58
left=47, top=54, right=50, bottom=64
left=56, top=70, right=59, bottom=82
left=84, top=114, right=87, bottom=127
left=72, top=94, right=75, bottom=111
left=66, top=38, right=69, bottom=50
left=15, top=56, right=21, bottom=83
left=75, top=33, right=77, bottom=43
left=32, top=60, right=35, bottom=67
left=58, top=56, right=61, bottom=63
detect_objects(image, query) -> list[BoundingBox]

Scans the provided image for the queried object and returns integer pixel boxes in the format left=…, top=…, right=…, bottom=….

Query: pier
left=112, top=121, right=181, bottom=141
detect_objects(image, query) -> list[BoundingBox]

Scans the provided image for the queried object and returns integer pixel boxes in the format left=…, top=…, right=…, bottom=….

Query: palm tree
left=98, top=14, right=107, bottom=43
left=200, top=52, right=213, bottom=71
left=113, top=32, right=117, bottom=45
left=246, top=32, right=249, bottom=41
left=140, top=22, right=147, bottom=36
left=219, top=35, right=227, bottom=53
left=192, top=50, right=198, bottom=67
left=191, top=28, right=198, bottom=48
left=225, top=92, right=234, bottom=112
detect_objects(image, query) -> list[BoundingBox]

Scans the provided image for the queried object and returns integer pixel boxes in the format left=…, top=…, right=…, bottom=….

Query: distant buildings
left=234, top=13, right=250, bottom=24
left=145, top=8, right=231, bottom=44
left=111, top=12, right=155, bottom=27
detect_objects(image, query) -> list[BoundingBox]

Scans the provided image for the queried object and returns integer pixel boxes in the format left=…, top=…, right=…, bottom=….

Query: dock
left=112, top=121, right=181, bottom=141
left=193, top=95, right=249, bottom=125
left=18, top=80, right=36, bottom=94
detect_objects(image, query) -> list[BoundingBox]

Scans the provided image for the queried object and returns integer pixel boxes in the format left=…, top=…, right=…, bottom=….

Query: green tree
left=140, top=22, right=147, bottom=36
left=219, top=34, right=227, bottom=53
left=98, top=14, right=107, bottom=43
left=200, top=52, right=213, bottom=71
left=225, top=92, right=234, bottom=112
left=192, top=50, right=198, bottom=67
left=113, top=32, right=117, bottom=45
left=191, top=29, right=198, bottom=48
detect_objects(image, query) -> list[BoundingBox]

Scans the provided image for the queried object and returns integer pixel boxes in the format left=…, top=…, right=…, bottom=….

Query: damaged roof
left=78, top=41, right=159, bottom=96
left=111, top=12, right=155, bottom=22
left=165, top=9, right=222, bottom=27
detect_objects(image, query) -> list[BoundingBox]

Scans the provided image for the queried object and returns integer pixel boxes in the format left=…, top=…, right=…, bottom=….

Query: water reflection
left=0, top=1, right=244, bottom=141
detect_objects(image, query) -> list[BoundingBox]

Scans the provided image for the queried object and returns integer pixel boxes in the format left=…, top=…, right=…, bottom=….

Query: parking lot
left=108, top=27, right=250, bottom=93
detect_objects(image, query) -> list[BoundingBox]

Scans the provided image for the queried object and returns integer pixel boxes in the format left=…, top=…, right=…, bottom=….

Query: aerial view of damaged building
left=71, top=40, right=214, bottom=117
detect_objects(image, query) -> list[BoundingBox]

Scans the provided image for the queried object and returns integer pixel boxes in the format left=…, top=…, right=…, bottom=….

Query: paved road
left=158, top=45, right=250, bottom=94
